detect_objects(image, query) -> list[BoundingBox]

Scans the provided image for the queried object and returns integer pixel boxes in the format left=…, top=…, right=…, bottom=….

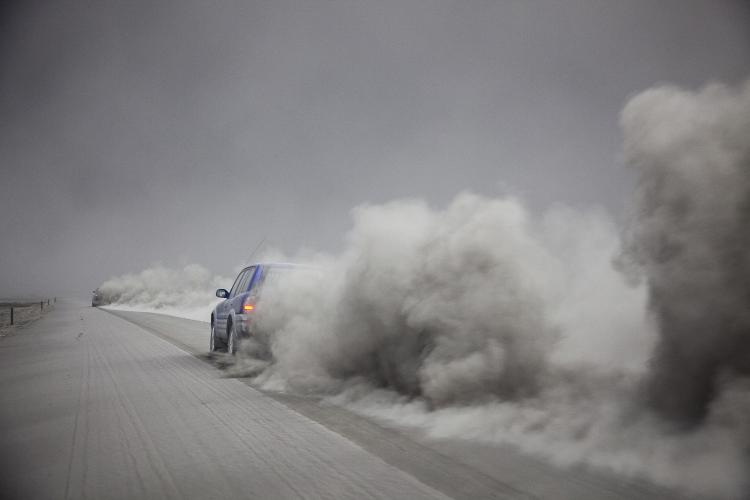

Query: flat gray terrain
left=0, top=301, right=691, bottom=499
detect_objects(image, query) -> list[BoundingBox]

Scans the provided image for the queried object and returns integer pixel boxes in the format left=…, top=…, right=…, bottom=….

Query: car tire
left=210, top=323, right=226, bottom=353
left=227, top=321, right=237, bottom=355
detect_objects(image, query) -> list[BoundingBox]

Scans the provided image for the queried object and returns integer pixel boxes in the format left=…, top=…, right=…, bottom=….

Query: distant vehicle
left=211, top=263, right=305, bottom=355
left=91, top=289, right=103, bottom=307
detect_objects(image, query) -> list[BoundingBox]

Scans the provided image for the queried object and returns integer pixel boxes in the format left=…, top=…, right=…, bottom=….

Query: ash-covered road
left=0, top=301, right=690, bottom=500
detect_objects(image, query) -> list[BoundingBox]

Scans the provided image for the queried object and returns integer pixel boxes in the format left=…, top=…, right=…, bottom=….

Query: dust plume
left=244, top=190, right=748, bottom=497
left=243, top=79, right=750, bottom=498
left=250, top=194, right=651, bottom=402
left=620, top=80, right=750, bottom=425
left=98, top=264, right=227, bottom=321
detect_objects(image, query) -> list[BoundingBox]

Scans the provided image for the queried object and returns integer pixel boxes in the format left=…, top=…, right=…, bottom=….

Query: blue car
left=211, top=262, right=299, bottom=355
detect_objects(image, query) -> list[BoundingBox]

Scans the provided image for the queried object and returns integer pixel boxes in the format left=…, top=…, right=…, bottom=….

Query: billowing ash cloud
left=98, top=264, right=227, bottom=321
left=251, top=194, right=650, bottom=405
left=620, top=80, right=750, bottom=424
left=255, top=196, right=552, bottom=400
left=244, top=185, right=748, bottom=498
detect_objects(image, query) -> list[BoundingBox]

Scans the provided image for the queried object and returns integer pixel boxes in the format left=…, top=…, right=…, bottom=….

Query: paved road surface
left=0, top=300, right=692, bottom=499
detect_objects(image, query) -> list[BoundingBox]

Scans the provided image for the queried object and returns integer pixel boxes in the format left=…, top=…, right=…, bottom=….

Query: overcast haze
left=1, top=0, right=749, bottom=297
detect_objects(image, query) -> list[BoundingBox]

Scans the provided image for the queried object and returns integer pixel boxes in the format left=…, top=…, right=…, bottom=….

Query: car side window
left=228, top=270, right=246, bottom=298
left=247, top=267, right=264, bottom=297
left=237, top=266, right=256, bottom=295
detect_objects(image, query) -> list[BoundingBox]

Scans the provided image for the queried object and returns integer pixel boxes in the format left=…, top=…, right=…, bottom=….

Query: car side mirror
left=216, top=289, right=230, bottom=299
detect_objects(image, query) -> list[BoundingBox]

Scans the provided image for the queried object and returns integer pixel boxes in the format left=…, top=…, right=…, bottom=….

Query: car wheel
left=209, top=323, right=217, bottom=352
left=210, top=323, right=227, bottom=353
left=227, top=322, right=237, bottom=355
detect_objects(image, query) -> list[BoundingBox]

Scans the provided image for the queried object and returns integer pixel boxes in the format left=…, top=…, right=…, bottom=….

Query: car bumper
left=235, top=314, right=253, bottom=337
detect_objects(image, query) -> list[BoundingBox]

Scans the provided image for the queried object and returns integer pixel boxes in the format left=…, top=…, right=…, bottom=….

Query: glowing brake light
left=243, top=303, right=255, bottom=312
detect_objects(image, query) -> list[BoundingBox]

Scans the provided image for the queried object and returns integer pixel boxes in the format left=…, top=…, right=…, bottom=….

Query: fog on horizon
left=1, top=0, right=749, bottom=297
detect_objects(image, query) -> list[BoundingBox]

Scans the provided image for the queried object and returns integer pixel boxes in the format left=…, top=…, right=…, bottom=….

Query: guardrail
left=0, top=298, right=56, bottom=328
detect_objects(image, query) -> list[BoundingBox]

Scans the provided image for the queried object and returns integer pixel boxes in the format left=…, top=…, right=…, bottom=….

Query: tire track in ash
left=103, top=308, right=533, bottom=500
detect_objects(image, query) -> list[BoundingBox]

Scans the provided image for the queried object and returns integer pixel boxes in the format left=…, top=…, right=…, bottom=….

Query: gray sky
left=1, top=0, right=748, bottom=296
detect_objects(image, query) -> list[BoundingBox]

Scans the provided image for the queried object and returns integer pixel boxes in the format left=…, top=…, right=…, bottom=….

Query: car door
left=245, top=265, right=264, bottom=303
left=216, top=269, right=246, bottom=336
left=228, top=266, right=256, bottom=314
